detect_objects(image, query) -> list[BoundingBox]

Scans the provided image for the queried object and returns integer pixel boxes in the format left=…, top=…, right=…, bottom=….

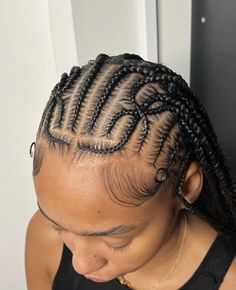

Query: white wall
left=0, top=1, right=56, bottom=289
left=71, top=0, right=148, bottom=64
left=158, top=0, right=192, bottom=83
left=0, top=1, right=190, bottom=289
left=71, top=0, right=191, bottom=82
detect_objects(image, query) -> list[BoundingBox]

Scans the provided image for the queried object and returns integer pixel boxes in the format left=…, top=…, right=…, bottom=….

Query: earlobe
left=179, top=161, right=203, bottom=209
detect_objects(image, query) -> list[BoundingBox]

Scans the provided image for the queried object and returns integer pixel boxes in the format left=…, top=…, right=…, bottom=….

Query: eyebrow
left=37, top=202, right=136, bottom=237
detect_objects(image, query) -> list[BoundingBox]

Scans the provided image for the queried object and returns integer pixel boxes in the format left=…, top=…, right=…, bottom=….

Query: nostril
left=72, top=254, right=107, bottom=275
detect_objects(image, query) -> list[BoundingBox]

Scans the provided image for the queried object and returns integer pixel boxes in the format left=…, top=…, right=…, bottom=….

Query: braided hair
left=31, top=53, right=236, bottom=237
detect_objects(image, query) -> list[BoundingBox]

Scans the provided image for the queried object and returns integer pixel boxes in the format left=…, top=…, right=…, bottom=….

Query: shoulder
left=25, top=210, right=64, bottom=290
left=220, top=256, right=236, bottom=290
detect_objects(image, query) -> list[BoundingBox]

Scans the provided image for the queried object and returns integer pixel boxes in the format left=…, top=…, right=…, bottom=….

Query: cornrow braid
left=70, top=54, right=108, bottom=132
left=85, top=60, right=174, bottom=133
left=33, top=53, right=236, bottom=237
left=38, top=65, right=81, bottom=142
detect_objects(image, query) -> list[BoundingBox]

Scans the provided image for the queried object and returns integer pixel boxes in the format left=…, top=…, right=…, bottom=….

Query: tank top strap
left=179, top=234, right=236, bottom=289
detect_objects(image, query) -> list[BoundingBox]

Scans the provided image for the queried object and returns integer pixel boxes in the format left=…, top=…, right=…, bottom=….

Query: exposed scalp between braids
left=33, top=53, right=236, bottom=237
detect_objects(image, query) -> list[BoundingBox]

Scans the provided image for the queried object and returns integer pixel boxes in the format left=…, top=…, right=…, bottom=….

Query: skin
left=25, top=148, right=236, bottom=290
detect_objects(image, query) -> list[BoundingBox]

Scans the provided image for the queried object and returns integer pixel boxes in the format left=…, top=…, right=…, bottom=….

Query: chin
left=84, top=274, right=116, bottom=283
left=84, top=267, right=133, bottom=283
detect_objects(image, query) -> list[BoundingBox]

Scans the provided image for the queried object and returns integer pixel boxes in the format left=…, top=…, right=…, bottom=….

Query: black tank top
left=52, top=234, right=236, bottom=290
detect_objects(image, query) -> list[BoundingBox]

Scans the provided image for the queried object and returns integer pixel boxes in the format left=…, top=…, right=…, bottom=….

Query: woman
left=25, top=53, right=236, bottom=290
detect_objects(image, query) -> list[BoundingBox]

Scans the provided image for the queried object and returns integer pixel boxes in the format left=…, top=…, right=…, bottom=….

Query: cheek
left=124, top=232, right=163, bottom=267
left=123, top=212, right=178, bottom=268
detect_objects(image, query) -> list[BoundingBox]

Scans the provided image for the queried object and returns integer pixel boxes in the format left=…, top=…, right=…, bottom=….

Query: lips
left=84, top=275, right=107, bottom=282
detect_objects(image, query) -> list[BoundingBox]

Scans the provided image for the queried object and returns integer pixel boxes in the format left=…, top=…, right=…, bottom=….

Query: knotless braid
left=153, top=81, right=236, bottom=233
left=33, top=53, right=236, bottom=237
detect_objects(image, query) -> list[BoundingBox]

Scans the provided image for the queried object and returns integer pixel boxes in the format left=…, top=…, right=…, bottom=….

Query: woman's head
left=34, top=147, right=185, bottom=280
left=32, top=53, right=236, bottom=279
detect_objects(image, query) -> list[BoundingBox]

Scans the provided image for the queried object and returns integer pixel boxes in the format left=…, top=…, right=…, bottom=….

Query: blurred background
left=0, top=1, right=235, bottom=289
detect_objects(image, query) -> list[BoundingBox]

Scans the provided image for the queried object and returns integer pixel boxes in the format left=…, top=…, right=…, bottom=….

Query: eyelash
left=105, top=242, right=131, bottom=252
left=52, top=225, right=65, bottom=234
left=52, top=225, right=131, bottom=252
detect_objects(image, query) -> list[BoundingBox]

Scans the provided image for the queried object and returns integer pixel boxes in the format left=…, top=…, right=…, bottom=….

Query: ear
left=179, top=160, right=204, bottom=209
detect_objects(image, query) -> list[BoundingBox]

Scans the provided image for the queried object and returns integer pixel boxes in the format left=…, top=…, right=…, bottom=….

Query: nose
left=72, top=251, right=107, bottom=275
left=62, top=232, right=107, bottom=275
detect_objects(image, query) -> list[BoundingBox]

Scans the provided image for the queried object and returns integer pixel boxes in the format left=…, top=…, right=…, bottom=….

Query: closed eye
left=52, top=224, right=67, bottom=234
left=52, top=224, right=132, bottom=253
left=105, top=241, right=131, bottom=252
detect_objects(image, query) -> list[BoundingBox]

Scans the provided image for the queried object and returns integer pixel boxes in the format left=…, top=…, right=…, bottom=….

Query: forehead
left=33, top=150, right=167, bottom=231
